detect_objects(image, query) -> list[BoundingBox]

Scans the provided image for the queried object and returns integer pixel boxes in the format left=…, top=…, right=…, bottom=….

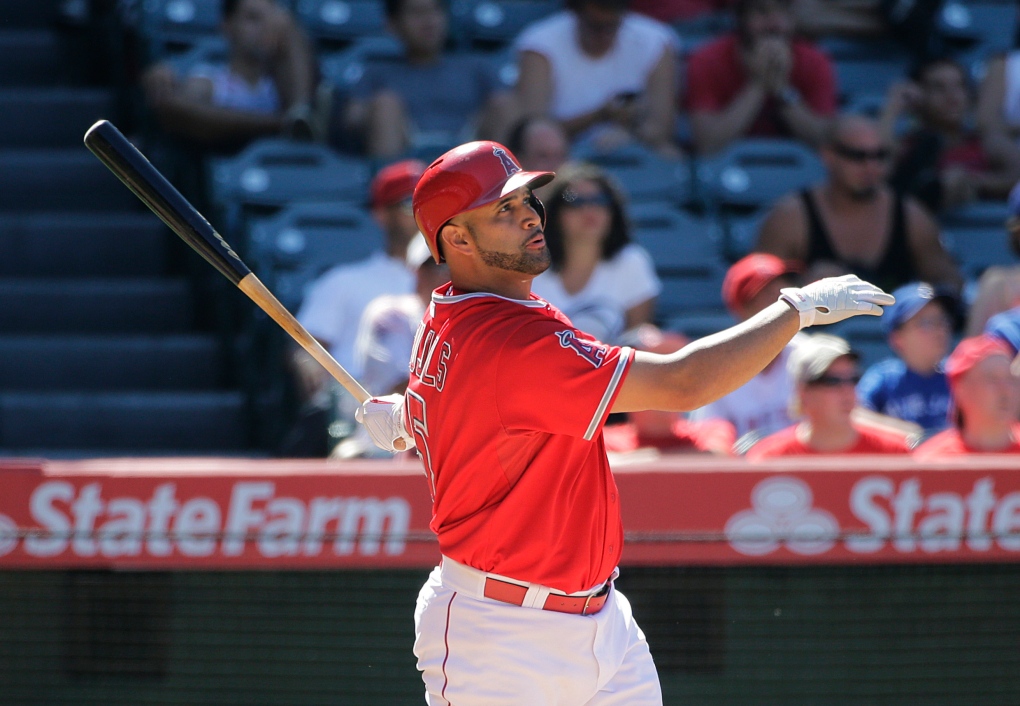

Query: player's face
left=462, top=187, right=550, bottom=276
left=558, top=179, right=613, bottom=251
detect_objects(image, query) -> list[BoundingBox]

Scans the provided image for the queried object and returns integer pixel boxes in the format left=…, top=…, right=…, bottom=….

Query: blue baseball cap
left=883, top=282, right=952, bottom=334
left=985, top=306, right=1020, bottom=355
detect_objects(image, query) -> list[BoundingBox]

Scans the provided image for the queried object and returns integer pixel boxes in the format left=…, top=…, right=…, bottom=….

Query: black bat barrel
left=84, top=119, right=251, bottom=285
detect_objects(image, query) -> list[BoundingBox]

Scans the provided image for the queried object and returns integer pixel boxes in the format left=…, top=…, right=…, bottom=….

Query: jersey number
left=405, top=390, right=437, bottom=499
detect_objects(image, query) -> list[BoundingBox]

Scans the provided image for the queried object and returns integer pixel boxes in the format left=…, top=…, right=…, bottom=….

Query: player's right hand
left=779, top=275, right=895, bottom=329
left=355, top=394, right=415, bottom=453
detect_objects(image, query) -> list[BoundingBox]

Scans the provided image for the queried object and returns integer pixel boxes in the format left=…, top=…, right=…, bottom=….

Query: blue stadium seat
left=140, top=0, right=223, bottom=58
left=721, top=209, right=767, bottom=261
left=665, top=311, right=736, bottom=340
left=941, top=200, right=1011, bottom=229
left=209, top=138, right=370, bottom=210
left=293, top=0, right=388, bottom=50
left=655, top=264, right=727, bottom=320
left=697, top=139, right=825, bottom=213
left=628, top=202, right=723, bottom=270
left=451, top=0, right=563, bottom=50
left=941, top=224, right=1019, bottom=278
left=940, top=1, right=1019, bottom=56
left=573, top=142, right=692, bottom=205
left=833, top=56, right=910, bottom=107
left=247, top=201, right=382, bottom=309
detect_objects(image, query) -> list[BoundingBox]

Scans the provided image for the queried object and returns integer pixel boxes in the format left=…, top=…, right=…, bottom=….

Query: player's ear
left=440, top=221, right=473, bottom=258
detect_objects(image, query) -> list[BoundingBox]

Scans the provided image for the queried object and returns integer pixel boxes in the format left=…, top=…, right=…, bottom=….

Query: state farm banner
left=1, top=456, right=1019, bottom=568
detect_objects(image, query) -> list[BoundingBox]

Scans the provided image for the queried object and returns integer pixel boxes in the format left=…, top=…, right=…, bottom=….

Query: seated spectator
left=964, top=182, right=1020, bottom=335
left=985, top=306, right=1020, bottom=357
left=292, top=159, right=424, bottom=401
left=914, top=335, right=1020, bottom=457
left=142, top=0, right=317, bottom=150
left=343, top=0, right=517, bottom=157
left=886, top=57, right=1020, bottom=213
left=604, top=327, right=737, bottom=456
left=857, top=282, right=955, bottom=435
left=515, top=0, right=680, bottom=155
left=756, top=114, right=962, bottom=293
left=747, top=333, right=914, bottom=458
left=333, top=235, right=449, bottom=458
left=684, top=0, right=836, bottom=155
left=530, top=162, right=661, bottom=343
left=506, top=116, right=571, bottom=174
left=689, top=253, right=804, bottom=439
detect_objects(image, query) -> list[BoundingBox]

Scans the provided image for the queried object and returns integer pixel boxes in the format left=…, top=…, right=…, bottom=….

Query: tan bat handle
left=238, top=273, right=370, bottom=405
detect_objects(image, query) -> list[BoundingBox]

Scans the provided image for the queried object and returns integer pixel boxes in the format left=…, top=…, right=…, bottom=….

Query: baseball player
left=357, top=141, right=894, bottom=705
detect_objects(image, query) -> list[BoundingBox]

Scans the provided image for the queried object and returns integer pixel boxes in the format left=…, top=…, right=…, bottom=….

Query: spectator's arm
left=793, top=0, right=886, bottom=37
left=635, top=47, right=680, bottom=152
left=878, top=81, right=920, bottom=155
left=142, top=63, right=284, bottom=146
left=516, top=50, right=554, bottom=118
left=754, top=194, right=809, bottom=262
left=266, top=2, right=316, bottom=110
left=624, top=297, right=657, bottom=331
left=976, top=55, right=1020, bottom=172
left=689, top=83, right=769, bottom=155
left=904, top=198, right=963, bottom=292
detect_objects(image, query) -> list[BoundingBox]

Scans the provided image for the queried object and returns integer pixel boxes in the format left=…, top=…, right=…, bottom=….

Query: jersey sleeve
left=495, top=318, right=634, bottom=440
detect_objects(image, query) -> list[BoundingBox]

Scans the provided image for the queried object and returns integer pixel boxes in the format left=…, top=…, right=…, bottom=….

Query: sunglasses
left=561, top=192, right=612, bottom=208
left=808, top=373, right=862, bottom=387
left=832, top=143, right=891, bottom=163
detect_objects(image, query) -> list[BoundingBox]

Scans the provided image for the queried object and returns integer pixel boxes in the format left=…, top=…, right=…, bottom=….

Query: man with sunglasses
left=757, top=114, right=961, bottom=294
left=748, top=333, right=913, bottom=459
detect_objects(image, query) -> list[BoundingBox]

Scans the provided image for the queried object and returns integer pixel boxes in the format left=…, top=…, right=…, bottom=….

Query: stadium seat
left=941, top=224, right=1019, bottom=279
left=721, top=209, right=767, bottom=261
left=833, top=56, right=910, bottom=107
left=0, top=87, right=112, bottom=148
left=697, top=139, right=825, bottom=213
left=0, top=30, right=62, bottom=87
left=140, top=0, right=223, bottom=58
left=655, top=264, right=727, bottom=320
left=293, top=0, right=388, bottom=51
left=665, top=311, right=736, bottom=340
left=208, top=139, right=371, bottom=231
left=450, top=0, right=564, bottom=50
left=939, top=0, right=1019, bottom=56
left=247, top=201, right=382, bottom=309
left=573, top=142, right=692, bottom=205
left=941, top=200, right=1011, bottom=229
left=628, top=202, right=724, bottom=271
left=0, top=150, right=140, bottom=212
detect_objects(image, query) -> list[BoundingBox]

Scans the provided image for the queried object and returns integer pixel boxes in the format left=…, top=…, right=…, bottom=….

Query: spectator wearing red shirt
left=914, top=336, right=1020, bottom=458
left=886, top=57, right=1020, bottom=213
left=748, top=333, right=913, bottom=459
left=684, top=0, right=836, bottom=155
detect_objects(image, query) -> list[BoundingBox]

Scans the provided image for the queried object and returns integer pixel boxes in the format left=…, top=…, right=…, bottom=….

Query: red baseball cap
left=945, top=335, right=1013, bottom=390
left=370, top=159, right=426, bottom=209
left=722, top=254, right=799, bottom=314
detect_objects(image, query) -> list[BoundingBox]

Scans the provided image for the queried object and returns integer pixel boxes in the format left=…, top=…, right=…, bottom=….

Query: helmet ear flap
left=532, top=193, right=547, bottom=229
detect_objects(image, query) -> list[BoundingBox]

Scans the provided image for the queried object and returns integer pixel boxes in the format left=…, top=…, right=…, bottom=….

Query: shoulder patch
left=556, top=329, right=607, bottom=368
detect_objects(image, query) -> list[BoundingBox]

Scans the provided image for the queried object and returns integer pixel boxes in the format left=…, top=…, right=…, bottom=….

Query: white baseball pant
left=413, top=558, right=663, bottom=706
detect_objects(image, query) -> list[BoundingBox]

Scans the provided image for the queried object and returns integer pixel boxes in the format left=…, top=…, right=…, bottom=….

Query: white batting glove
left=355, top=394, right=415, bottom=453
left=779, top=275, right=896, bottom=330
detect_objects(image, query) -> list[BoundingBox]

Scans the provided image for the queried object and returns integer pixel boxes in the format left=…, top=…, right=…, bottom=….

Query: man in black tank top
left=755, top=114, right=962, bottom=294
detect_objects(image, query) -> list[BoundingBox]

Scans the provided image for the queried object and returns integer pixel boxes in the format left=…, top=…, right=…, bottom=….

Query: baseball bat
left=83, top=119, right=371, bottom=407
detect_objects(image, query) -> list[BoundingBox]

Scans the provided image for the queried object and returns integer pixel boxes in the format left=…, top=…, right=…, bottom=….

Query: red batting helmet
left=412, top=141, right=554, bottom=263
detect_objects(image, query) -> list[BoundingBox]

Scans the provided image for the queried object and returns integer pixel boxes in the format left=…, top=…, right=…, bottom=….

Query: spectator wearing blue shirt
left=857, top=282, right=955, bottom=434
left=985, top=306, right=1020, bottom=357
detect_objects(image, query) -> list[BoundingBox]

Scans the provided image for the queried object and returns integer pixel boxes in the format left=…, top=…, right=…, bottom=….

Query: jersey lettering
left=492, top=146, right=520, bottom=177
left=556, top=330, right=607, bottom=368
left=412, top=325, right=450, bottom=391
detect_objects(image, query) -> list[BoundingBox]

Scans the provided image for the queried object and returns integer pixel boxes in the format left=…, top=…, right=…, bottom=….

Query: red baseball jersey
left=404, top=286, right=634, bottom=594
left=747, top=423, right=911, bottom=460
left=913, top=425, right=1020, bottom=459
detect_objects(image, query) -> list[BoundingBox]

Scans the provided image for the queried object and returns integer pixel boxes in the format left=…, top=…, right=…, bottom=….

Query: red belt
left=483, top=577, right=610, bottom=615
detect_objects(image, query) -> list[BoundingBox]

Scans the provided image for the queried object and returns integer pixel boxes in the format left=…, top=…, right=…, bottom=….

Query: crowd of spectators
left=127, top=0, right=1020, bottom=459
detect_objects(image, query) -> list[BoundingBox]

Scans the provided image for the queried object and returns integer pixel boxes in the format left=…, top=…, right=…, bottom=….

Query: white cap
left=787, top=333, right=858, bottom=384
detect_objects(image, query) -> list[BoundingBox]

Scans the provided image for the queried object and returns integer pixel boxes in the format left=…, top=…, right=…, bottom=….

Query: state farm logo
left=726, top=476, right=839, bottom=556
left=17, top=481, right=411, bottom=560
left=0, top=513, right=17, bottom=556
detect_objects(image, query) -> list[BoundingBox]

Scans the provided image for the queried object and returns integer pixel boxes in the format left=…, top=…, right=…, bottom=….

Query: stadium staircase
left=0, top=1, right=249, bottom=456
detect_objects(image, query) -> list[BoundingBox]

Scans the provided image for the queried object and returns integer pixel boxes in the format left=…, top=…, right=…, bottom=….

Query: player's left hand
left=355, top=394, right=415, bottom=453
left=780, top=275, right=896, bottom=329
